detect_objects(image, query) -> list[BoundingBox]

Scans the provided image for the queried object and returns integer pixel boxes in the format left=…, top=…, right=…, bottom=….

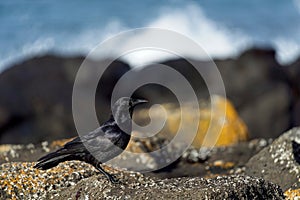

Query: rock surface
left=214, top=48, right=291, bottom=139
left=134, top=95, right=248, bottom=148
left=1, top=130, right=298, bottom=199
left=128, top=48, right=292, bottom=139
left=56, top=174, right=284, bottom=200
left=0, top=161, right=284, bottom=200
left=285, top=58, right=300, bottom=128
left=245, top=127, right=300, bottom=191
left=0, top=48, right=298, bottom=144
left=0, top=55, right=130, bottom=144
left=0, top=137, right=269, bottom=179
left=0, top=47, right=299, bottom=198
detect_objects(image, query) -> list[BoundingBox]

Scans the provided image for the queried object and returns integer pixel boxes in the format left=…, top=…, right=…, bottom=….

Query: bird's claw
left=108, top=174, right=120, bottom=184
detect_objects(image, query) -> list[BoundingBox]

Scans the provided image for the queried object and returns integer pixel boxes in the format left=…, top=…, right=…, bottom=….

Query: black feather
left=292, top=140, right=300, bottom=164
left=33, top=97, right=147, bottom=183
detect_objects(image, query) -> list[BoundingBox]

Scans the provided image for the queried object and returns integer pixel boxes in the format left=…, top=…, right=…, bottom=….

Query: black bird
left=34, top=97, right=148, bottom=183
left=292, top=140, right=300, bottom=164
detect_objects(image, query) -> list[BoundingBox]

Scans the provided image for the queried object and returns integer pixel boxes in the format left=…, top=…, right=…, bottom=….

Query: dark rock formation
left=215, top=48, right=291, bottom=138
left=0, top=47, right=299, bottom=143
left=285, top=58, right=300, bottom=128
left=0, top=55, right=130, bottom=144
left=245, top=127, right=300, bottom=191
left=121, top=48, right=292, bottom=139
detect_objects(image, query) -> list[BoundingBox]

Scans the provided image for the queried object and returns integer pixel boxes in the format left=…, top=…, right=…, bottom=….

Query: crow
left=292, top=140, right=300, bottom=164
left=34, top=97, right=148, bottom=183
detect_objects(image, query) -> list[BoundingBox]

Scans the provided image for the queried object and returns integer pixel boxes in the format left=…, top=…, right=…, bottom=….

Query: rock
left=153, top=138, right=270, bottom=179
left=55, top=174, right=284, bottom=200
left=0, top=161, right=98, bottom=199
left=126, top=48, right=291, bottom=139
left=285, top=57, right=300, bottom=89
left=135, top=48, right=292, bottom=139
left=134, top=95, right=248, bottom=148
left=0, top=55, right=130, bottom=144
left=245, top=127, right=300, bottom=191
left=284, top=188, right=300, bottom=200
left=0, top=47, right=295, bottom=144
left=114, top=48, right=293, bottom=139
left=0, top=139, right=73, bottom=164
left=0, top=161, right=284, bottom=199
left=112, top=136, right=172, bottom=171
left=285, top=58, right=300, bottom=127
left=215, top=48, right=291, bottom=139
left=0, top=137, right=285, bottom=198
left=0, top=138, right=270, bottom=179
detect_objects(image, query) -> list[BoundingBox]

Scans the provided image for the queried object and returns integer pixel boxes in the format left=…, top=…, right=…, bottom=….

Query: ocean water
left=0, top=0, right=300, bottom=71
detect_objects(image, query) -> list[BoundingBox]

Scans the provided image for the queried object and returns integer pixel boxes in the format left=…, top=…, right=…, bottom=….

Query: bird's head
left=129, top=97, right=148, bottom=110
left=111, top=97, right=148, bottom=127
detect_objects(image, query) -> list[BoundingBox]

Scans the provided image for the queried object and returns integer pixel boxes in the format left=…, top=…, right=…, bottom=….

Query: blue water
left=1, top=0, right=300, bottom=71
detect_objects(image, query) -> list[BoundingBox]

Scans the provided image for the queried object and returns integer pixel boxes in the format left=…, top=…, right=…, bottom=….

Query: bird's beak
left=133, top=98, right=148, bottom=106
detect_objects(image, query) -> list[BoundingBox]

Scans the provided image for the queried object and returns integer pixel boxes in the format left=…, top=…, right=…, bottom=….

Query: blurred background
left=0, top=0, right=299, bottom=144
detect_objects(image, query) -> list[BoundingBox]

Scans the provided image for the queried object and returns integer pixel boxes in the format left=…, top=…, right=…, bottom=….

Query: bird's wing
left=63, top=126, right=119, bottom=153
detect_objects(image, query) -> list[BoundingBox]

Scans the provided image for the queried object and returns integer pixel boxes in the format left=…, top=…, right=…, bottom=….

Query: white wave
left=0, top=37, right=55, bottom=72
left=0, top=20, right=126, bottom=72
left=117, top=3, right=300, bottom=67
left=148, top=4, right=250, bottom=58
left=117, top=4, right=251, bottom=67
left=21, top=38, right=55, bottom=55
left=1, top=2, right=299, bottom=72
left=273, top=38, right=300, bottom=64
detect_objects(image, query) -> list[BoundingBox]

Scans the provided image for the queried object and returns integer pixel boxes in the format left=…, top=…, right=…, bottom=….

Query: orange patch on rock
left=134, top=95, right=248, bottom=148
left=284, top=188, right=300, bottom=199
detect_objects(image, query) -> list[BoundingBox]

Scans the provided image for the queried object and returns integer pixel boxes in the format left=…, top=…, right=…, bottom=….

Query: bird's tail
left=34, top=149, right=70, bottom=170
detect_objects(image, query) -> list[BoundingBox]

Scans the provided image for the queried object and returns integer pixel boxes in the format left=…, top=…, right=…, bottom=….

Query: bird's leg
left=96, top=164, right=119, bottom=184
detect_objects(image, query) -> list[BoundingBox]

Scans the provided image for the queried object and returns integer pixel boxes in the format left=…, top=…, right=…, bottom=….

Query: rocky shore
left=0, top=47, right=300, bottom=199
left=1, top=127, right=300, bottom=199
left=0, top=48, right=299, bottom=144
